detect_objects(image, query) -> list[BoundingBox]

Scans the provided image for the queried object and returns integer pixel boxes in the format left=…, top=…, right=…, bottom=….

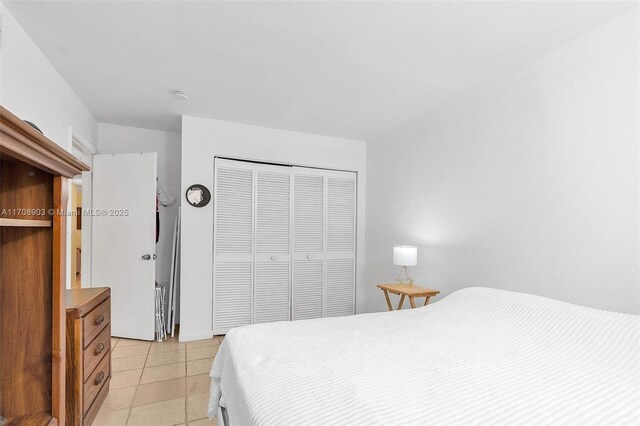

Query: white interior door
left=325, top=171, right=356, bottom=317
left=254, top=165, right=291, bottom=324
left=291, top=169, right=325, bottom=321
left=92, top=153, right=157, bottom=340
left=213, top=159, right=254, bottom=333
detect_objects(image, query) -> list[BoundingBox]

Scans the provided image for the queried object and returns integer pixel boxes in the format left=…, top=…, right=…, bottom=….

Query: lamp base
left=395, top=266, right=414, bottom=286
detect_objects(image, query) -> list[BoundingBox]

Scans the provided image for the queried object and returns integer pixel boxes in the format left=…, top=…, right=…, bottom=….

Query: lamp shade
left=393, top=246, right=417, bottom=266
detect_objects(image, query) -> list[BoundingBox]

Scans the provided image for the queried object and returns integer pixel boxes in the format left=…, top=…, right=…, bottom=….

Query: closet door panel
left=292, top=171, right=325, bottom=320
left=293, top=173, right=324, bottom=254
left=254, top=261, right=290, bottom=323
left=254, top=168, right=291, bottom=323
left=325, top=173, right=356, bottom=317
left=326, top=258, right=355, bottom=317
left=213, top=161, right=254, bottom=333
left=327, top=176, right=356, bottom=253
left=215, top=166, right=253, bottom=256
left=214, top=262, right=252, bottom=331
left=292, top=259, right=324, bottom=320
left=256, top=170, right=291, bottom=255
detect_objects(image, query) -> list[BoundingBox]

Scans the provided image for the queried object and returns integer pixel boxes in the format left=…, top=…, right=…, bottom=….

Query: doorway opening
left=70, top=175, right=83, bottom=288
left=69, top=135, right=95, bottom=289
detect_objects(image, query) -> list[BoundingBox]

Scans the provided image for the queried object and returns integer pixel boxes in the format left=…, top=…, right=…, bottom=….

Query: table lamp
left=393, top=245, right=417, bottom=285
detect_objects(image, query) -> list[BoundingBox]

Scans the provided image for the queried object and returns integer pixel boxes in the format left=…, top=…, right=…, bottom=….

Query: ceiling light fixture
left=173, top=90, right=188, bottom=101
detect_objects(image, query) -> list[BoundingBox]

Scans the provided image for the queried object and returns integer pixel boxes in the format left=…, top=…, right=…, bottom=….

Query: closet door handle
left=270, top=256, right=276, bottom=261
left=142, top=254, right=151, bottom=260
left=306, top=255, right=312, bottom=260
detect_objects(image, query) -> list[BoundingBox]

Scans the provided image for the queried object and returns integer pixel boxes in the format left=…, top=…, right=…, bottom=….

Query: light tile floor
left=93, top=334, right=223, bottom=426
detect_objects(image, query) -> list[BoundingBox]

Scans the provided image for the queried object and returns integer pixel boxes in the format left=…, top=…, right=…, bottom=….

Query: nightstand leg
left=397, top=295, right=405, bottom=310
left=383, top=289, right=393, bottom=311
left=424, top=296, right=432, bottom=306
left=409, top=296, right=416, bottom=308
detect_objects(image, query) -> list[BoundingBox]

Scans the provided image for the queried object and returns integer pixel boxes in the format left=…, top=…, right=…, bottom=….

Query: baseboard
left=179, top=330, right=214, bottom=342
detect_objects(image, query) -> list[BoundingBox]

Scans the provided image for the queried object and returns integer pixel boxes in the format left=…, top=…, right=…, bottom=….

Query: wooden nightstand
left=377, top=284, right=440, bottom=311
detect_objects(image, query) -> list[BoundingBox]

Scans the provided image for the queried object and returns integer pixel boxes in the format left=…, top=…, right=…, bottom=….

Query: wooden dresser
left=65, top=288, right=112, bottom=426
left=0, top=106, right=90, bottom=425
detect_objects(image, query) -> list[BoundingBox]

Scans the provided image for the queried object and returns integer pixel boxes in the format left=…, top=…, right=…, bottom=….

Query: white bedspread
left=209, top=287, right=639, bottom=425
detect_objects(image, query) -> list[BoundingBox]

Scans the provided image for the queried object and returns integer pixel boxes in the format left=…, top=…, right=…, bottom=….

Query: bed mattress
left=209, top=287, right=639, bottom=425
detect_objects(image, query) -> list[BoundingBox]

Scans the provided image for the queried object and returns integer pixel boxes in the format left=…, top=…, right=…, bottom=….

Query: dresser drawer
left=83, top=377, right=110, bottom=426
left=84, top=324, right=111, bottom=380
left=83, top=298, right=110, bottom=347
left=83, top=350, right=110, bottom=415
left=66, top=287, right=111, bottom=426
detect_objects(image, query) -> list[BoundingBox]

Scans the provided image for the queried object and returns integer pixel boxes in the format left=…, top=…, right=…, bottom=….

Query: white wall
left=180, top=116, right=366, bottom=341
left=0, top=6, right=97, bottom=150
left=1, top=5, right=99, bottom=291
left=98, top=124, right=182, bottom=315
left=366, top=10, right=639, bottom=314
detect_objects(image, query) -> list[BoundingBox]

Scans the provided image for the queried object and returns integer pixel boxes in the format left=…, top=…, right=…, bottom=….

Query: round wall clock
left=185, top=184, right=211, bottom=207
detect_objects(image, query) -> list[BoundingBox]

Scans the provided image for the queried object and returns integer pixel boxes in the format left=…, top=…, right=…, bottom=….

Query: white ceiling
left=4, top=1, right=637, bottom=140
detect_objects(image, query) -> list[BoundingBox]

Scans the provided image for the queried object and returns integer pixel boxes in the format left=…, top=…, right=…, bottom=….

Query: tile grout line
left=102, top=337, right=218, bottom=425
left=125, top=342, right=151, bottom=425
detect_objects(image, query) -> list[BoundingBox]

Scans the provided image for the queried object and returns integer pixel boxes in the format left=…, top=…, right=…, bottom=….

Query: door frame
left=67, top=129, right=96, bottom=289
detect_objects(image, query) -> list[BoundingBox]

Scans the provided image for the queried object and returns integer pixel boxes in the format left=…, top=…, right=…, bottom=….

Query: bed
left=208, top=287, right=639, bottom=425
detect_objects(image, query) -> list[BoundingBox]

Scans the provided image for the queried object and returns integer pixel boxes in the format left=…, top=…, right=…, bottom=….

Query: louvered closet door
left=325, top=171, right=356, bottom=317
left=292, top=169, right=325, bottom=321
left=213, top=160, right=254, bottom=333
left=254, top=166, right=291, bottom=324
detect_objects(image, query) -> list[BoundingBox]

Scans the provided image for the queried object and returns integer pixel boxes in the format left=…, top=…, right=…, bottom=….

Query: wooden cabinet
left=65, top=288, right=111, bottom=426
left=0, top=107, right=90, bottom=425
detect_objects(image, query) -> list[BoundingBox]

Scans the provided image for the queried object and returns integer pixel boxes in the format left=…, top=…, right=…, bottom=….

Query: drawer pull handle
left=94, top=372, right=105, bottom=386
left=95, top=315, right=105, bottom=326
left=95, top=343, right=105, bottom=355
